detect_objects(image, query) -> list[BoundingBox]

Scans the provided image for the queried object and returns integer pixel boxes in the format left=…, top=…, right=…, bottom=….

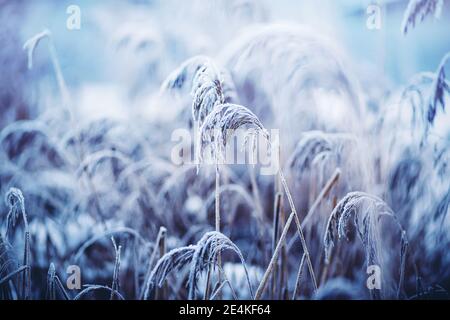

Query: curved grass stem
left=279, top=169, right=318, bottom=292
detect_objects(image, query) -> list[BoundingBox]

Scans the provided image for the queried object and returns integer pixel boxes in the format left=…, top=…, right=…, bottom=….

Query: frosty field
left=0, top=0, right=449, bottom=300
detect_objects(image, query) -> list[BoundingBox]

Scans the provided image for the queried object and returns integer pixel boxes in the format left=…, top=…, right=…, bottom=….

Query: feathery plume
left=401, top=0, right=444, bottom=35
left=4, top=188, right=31, bottom=299
left=188, top=231, right=253, bottom=300
left=426, top=52, right=450, bottom=129
left=143, top=246, right=197, bottom=300
left=324, top=192, right=408, bottom=298
left=161, top=55, right=237, bottom=126
left=197, top=103, right=269, bottom=166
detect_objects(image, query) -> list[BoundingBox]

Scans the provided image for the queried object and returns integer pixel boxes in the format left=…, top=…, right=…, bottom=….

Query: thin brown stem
left=203, top=165, right=223, bottom=300
left=301, top=168, right=341, bottom=228
left=249, top=165, right=263, bottom=219
left=140, top=227, right=167, bottom=299
left=292, top=253, right=306, bottom=300
left=203, top=264, right=212, bottom=300
left=279, top=169, right=318, bottom=292
left=270, top=192, right=282, bottom=299
left=156, top=230, right=167, bottom=299
left=215, top=165, right=221, bottom=232
left=255, top=211, right=295, bottom=300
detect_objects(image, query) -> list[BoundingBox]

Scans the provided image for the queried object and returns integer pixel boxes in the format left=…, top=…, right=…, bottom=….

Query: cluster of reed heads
left=0, top=0, right=449, bottom=300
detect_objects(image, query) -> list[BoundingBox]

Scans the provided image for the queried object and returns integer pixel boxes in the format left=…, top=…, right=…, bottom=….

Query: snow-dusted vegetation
left=0, top=0, right=449, bottom=300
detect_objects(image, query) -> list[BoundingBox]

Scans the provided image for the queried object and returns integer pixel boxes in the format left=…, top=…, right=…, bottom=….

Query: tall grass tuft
left=143, top=231, right=252, bottom=300
left=196, top=102, right=269, bottom=297
left=140, top=226, right=167, bottom=299
left=188, top=231, right=253, bottom=300
left=110, top=237, right=122, bottom=300
left=5, top=187, right=31, bottom=299
left=143, top=246, right=196, bottom=300
left=0, top=234, right=18, bottom=299
left=324, top=192, right=408, bottom=298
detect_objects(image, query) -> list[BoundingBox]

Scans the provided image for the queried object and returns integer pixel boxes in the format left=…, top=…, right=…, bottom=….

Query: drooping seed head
left=197, top=103, right=269, bottom=167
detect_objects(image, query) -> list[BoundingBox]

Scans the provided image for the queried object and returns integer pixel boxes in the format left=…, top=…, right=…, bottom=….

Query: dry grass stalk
left=5, top=188, right=31, bottom=299
left=110, top=237, right=122, bottom=300
left=144, top=231, right=252, bottom=300
left=270, top=191, right=283, bottom=299
left=292, top=253, right=306, bottom=300
left=188, top=231, right=253, bottom=300
left=301, top=168, right=341, bottom=228
left=323, top=192, right=409, bottom=298
left=279, top=170, right=318, bottom=292
left=143, top=246, right=196, bottom=300
left=197, top=103, right=268, bottom=298
left=140, top=226, right=167, bottom=299
left=255, top=211, right=295, bottom=299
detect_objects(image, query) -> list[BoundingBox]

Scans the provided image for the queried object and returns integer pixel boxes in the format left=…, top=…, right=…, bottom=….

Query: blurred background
left=2, top=0, right=450, bottom=127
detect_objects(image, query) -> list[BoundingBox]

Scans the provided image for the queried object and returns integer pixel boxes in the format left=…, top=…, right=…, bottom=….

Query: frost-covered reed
left=324, top=192, right=408, bottom=298
left=1, top=0, right=449, bottom=301
left=401, top=0, right=444, bottom=34
left=143, top=231, right=252, bottom=300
